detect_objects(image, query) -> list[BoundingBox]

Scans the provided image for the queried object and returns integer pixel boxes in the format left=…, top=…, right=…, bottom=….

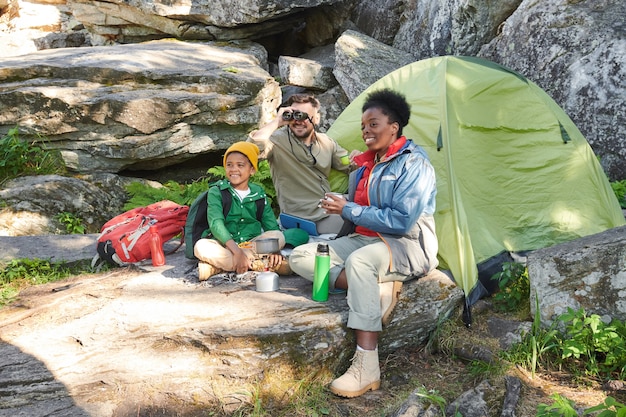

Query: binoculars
left=282, top=110, right=310, bottom=122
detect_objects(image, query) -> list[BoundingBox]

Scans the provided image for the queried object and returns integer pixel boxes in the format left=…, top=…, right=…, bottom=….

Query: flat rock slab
left=0, top=249, right=352, bottom=416
left=0, top=235, right=462, bottom=416
left=0, top=234, right=100, bottom=264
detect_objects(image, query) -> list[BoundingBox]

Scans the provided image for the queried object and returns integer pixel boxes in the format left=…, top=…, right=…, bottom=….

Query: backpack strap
left=220, top=188, right=232, bottom=218
left=255, top=198, right=264, bottom=222
left=220, top=188, right=264, bottom=222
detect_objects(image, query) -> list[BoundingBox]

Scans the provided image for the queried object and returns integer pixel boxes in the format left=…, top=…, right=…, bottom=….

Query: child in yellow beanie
left=193, top=141, right=287, bottom=280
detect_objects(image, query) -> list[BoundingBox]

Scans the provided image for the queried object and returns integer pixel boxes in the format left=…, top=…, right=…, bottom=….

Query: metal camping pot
left=254, top=238, right=279, bottom=254
left=256, top=271, right=280, bottom=292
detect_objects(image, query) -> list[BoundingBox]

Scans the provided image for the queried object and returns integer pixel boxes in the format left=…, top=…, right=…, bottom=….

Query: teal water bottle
left=312, top=243, right=330, bottom=302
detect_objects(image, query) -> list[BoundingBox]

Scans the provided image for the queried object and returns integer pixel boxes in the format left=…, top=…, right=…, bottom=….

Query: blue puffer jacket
left=341, top=139, right=439, bottom=277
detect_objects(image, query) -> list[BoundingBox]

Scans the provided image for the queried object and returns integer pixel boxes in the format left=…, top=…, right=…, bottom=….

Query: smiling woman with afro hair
left=289, top=88, right=440, bottom=398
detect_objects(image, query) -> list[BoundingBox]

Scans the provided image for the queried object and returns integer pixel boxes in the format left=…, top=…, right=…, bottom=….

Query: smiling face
left=225, top=152, right=254, bottom=190
left=288, top=102, right=318, bottom=142
left=361, top=107, right=400, bottom=158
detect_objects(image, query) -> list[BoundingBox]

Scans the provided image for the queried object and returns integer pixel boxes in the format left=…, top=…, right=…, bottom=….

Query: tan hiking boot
left=250, top=259, right=266, bottom=272
left=198, top=262, right=222, bottom=281
left=380, top=281, right=403, bottom=326
left=330, top=349, right=381, bottom=398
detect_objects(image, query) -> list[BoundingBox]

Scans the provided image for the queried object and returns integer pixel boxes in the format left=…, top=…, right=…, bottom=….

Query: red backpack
left=94, top=200, right=189, bottom=266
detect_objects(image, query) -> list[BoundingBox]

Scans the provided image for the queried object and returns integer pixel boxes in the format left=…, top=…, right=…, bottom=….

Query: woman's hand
left=319, top=193, right=347, bottom=215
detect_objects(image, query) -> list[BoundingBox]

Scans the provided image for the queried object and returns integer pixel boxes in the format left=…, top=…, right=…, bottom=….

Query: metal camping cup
left=253, top=238, right=280, bottom=254
left=325, top=192, right=344, bottom=201
left=256, top=271, right=280, bottom=292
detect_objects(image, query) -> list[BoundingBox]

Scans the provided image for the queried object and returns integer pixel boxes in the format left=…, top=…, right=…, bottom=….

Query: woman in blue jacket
left=289, top=89, right=439, bottom=398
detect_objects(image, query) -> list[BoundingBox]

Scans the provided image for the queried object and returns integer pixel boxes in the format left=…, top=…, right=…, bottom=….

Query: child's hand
left=266, top=253, right=283, bottom=270
left=232, top=248, right=250, bottom=274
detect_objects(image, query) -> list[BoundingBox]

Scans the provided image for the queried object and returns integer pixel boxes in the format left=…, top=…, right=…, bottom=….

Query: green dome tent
left=327, top=56, right=625, bottom=318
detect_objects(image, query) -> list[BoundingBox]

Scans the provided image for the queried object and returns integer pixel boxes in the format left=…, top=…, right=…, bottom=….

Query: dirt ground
left=319, top=304, right=624, bottom=417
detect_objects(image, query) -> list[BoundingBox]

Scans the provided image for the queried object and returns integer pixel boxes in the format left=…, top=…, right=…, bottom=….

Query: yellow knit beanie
left=223, top=142, right=259, bottom=171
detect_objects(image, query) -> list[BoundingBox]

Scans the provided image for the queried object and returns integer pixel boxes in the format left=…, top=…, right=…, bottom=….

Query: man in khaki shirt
left=248, top=93, right=352, bottom=235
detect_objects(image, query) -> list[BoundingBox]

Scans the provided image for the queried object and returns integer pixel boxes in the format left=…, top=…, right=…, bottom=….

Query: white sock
left=356, top=344, right=377, bottom=352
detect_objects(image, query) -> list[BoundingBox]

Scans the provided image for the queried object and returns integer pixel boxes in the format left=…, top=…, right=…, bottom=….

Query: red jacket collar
left=354, top=136, right=407, bottom=167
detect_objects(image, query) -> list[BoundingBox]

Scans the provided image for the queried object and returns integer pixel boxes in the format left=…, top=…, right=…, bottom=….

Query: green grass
left=0, top=258, right=105, bottom=307
left=0, top=127, right=65, bottom=185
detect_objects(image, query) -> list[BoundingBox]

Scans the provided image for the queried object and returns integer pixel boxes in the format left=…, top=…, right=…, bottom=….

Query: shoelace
left=346, top=351, right=365, bottom=379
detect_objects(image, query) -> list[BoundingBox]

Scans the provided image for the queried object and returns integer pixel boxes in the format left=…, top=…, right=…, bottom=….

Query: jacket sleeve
left=247, top=128, right=283, bottom=159
left=207, top=186, right=234, bottom=245
left=330, top=139, right=352, bottom=174
left=341, top=153, right=436, bottom=236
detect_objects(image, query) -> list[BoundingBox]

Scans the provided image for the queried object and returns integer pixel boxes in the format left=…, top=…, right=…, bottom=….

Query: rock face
left=0, top=39, right=279, bottom=174
left=0, top=237, right=462, bottom=416
left=390, top=0, right=522, bottom=59
left=0, top=174, right=158, bottom=235
left=527, top=225, right=626, bottom=326
left=479, top=0, right=626, bottom=181
left=1, top=0, right=624, bottom=181
left=333, top=29, right=415, bottom=101
left=68, top=0, right=355, bottom=46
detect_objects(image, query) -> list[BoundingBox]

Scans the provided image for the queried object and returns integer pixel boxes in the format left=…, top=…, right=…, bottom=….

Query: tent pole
left=462, top=297, right=472, bottom=328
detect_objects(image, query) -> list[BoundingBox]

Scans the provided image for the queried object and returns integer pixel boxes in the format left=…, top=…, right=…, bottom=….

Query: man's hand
left=348, top=149, right=362, bottom=169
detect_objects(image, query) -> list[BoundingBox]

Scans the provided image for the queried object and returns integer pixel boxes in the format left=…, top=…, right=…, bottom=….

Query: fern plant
left=490, top=262, right=530, bottom=313
left=56, top=212, right=86, bottom=234
left=124, top=159, right=278, bottom=215
left=123, top=179, right=210, bottom=210
left=611, top=179, right=626, bottom=209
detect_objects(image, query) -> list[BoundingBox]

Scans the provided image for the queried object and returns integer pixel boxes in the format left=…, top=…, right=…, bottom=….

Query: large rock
left=479, top=0, right=626, bottom=181
left=349, top=0, right=403, bottom=45
left=0, top=39, right=280, bottom=174
left=391, top=0, right=522, bottom=58
left=0, top=0, right=91, bottom=58
left=67, top=0, right=354, bottom=46
left=0, top=174, right=156, bottom=236
left=315, top=84, right=351, bottom=133
left=333, top=29, right=416, bottom=101
left=0, top=240, right=461, bottom=416
left=528, top=225, right=626, bottom=327
left=278, top=44, right=338, bottom=91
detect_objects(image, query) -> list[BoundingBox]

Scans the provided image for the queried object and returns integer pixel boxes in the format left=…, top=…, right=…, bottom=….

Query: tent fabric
left=327, top=56, right=625, bottom=305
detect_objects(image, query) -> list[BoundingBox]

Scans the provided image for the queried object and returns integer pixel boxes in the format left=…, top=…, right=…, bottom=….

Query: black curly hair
left=362, top=89, right=411, bottom=136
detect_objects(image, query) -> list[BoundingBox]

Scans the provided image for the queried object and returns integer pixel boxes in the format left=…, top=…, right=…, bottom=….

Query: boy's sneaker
left=329, top=287, right=347, bottom=295
left=198, top=262, right=222, bottom=281
left=272, top=259, right=293, bottom=276
left=250, top=259, right=266, bottom=272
